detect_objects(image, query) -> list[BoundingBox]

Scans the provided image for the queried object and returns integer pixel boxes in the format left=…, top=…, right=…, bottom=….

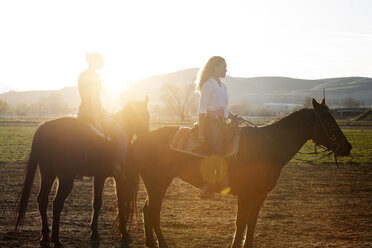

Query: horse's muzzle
left=334, top=142, right=352, bottom=156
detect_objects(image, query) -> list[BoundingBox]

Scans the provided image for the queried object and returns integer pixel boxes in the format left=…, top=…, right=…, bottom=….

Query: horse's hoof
left=52, top=241, right=64, bottom=248
left=120, top=243, right=131, bottom=248
left=158, top=243, right=169, bottom=248
left=40, top=238, right=51, bottom=248
left=145, top=242, right=157, bottom=248
left=121, top=233, right=133, bottom=244
left=90, top=232, right=100, bottom=242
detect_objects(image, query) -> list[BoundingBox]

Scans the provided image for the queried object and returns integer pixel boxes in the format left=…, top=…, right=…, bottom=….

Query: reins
left=237, top=111, right=340, bottom=166
left=236, top=117, right=258, bottom=128
left=294, top=148, right=334, bottom=164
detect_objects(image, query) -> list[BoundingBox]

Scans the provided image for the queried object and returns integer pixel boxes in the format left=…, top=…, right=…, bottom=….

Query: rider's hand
left=231, top=114, right=241, bottom=121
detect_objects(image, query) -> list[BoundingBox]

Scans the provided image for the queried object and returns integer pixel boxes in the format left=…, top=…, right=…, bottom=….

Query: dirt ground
left=0, top=163, right=371, bottom=248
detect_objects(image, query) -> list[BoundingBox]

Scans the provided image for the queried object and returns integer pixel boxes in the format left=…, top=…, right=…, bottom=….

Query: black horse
left=15, top=98, right=149, bottom=248
left=126, top=98, right=352, bottom=248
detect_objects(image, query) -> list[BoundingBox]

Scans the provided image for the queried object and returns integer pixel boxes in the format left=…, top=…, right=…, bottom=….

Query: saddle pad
left=169, top=127, right=240, bottom=158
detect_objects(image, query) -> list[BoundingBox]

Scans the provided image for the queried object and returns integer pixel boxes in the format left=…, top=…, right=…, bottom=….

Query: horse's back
left=37, top=117, right=98, bottom=141
left=33, top=117, right=103, bottom=170
left=134, top=126, right=179, bottom=146
left=129, top=126, right=180, bottom=167
left=39, top=117, right=87, bottom=133
left=237, top=126, right=273, bottom=160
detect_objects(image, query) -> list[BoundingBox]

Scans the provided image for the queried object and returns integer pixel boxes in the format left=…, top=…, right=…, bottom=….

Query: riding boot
left=217, top=175, right=230, bottom=194
left=200, top=182, right=215, bottom=199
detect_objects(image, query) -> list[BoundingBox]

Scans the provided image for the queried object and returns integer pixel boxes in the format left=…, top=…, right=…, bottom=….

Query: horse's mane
left=262, top=108, right=311, bottom=128
left=240, top=108, right=312, bottom=137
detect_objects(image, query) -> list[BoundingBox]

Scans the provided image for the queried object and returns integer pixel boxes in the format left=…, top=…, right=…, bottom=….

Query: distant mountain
left=225, top=76, right=372, bottom=106
left=1, top=68, right=371, bottom=110
left=0, top=83, right=18, bottom=94
left=0, top=87, right=80, bottom=107
left=125, top=68, right=372, bottom=107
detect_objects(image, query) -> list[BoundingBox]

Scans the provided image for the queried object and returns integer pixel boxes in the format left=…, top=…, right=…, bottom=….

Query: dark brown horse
left=127, top=98, right=352, bottom=248
left=14, top=98, right=149, bottom=248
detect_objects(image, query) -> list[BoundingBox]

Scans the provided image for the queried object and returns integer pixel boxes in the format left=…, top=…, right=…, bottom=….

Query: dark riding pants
left=204, top=117, right=226, bottom=155
left=79, top=111, right=128, bottom=168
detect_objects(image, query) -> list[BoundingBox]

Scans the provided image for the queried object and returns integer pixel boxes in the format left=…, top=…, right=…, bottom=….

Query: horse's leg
left=231, top=198, right=249, bottom=248
left=90, top=176, right=105, bottom=241
left=37, top=171, right=56, bottom=247
left=243, top=199, right=264, bottom=248
left=142, top=197, right=155, bottom=248
left=51, top=177, right=74, bottom=248
left=114, top=175, right=134, bottom=243
left=147, top=187, right=169, bottom=248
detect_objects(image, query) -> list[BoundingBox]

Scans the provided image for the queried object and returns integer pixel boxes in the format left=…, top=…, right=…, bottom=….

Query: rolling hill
left=1, top=68, right=371, bottom=111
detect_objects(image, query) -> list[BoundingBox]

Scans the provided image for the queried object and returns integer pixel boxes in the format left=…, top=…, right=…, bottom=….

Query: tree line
left=0, top=85, right=366, bottom=119
left=302, top=96, right=363, bottom=108
left=0, top=93, right=72, bottom=117
left=157, top=83, right=367, bottom=121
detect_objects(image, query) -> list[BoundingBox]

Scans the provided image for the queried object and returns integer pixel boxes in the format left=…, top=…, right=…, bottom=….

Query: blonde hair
left=195, top=56, right=225, bottom=92
left=85, top=52, right=103, bottom=65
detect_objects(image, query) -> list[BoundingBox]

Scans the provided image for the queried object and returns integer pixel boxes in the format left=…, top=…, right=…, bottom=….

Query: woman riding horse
left=14, top=53, right=150, bottom=247
left=196, top=56, right=241, bottom=198
left=126, top=98, right=351, bottom=248
left=78, top=52, right=127, bottom=174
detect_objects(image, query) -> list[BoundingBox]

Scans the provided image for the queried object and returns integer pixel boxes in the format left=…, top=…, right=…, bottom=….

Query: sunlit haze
left=0, top=0, right=371, bottom=92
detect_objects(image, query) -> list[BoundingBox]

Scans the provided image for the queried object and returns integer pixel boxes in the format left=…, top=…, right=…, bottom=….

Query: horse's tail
left=14, top=128, right=40, bottom=230
left=115, top=144, right=140, bottom=233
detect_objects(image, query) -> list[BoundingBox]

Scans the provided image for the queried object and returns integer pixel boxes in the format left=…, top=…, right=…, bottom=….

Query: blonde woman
left=195, top=56, right=239, bottom=198
left=196, top=56, right=237, bottom=153
left=78, top=52, right=104, bottom=127
left=78, top=52, right=127, bottom=174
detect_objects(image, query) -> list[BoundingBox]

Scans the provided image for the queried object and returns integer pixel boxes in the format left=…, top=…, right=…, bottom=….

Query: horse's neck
left=261, top=109, right=314, bottom=167
left=113, top=113, right=134, bottom=142
left=122, top=122, right=134, bottom=141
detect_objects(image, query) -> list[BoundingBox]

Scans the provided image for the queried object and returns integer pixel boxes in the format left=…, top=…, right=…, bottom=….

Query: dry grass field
left=0, top=123, right=371, bottom=247
left=0, top=162, right=371, bottom=247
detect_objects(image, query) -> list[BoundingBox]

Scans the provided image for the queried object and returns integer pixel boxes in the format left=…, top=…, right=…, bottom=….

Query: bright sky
left=0, top=0, right=372, bottom=92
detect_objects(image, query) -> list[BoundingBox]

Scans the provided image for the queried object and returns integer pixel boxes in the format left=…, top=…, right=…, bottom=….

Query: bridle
left=307, top=109, right=338, bottom=151
left=306, top=109, right=340, bottom=166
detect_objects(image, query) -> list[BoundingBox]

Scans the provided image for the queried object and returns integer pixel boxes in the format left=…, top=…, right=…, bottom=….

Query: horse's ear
left=144, top=95, right=149, bottom=106
left=320, top=98, right=326, bottom=105
left=312, top=98, right=320, bottom=109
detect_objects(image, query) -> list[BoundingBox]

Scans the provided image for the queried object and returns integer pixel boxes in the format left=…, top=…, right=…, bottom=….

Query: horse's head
left=115, top=96, right=150, bottom=140
left=310, top=98, right=352, bottom=156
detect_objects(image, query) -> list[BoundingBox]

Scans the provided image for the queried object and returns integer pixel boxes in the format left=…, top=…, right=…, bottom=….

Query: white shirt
left=198, top=77, right=229, bottom=118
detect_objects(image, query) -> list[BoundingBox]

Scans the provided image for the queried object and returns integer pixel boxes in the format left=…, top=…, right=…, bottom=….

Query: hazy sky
left=0, top=0, right=372, bottom=92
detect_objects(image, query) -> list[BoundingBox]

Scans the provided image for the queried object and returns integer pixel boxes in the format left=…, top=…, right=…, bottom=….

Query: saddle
left=169, top=122, right=240, bottom=158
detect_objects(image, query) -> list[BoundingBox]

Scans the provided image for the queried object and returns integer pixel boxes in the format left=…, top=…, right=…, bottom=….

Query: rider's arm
left=198, top=114, right=207, bottom=142
left=228, top=110, right=236, bottom=119
left=198, top=82, right=211, bottom=142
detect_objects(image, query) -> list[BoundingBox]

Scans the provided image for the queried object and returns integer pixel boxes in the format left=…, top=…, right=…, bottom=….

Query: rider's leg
left=100, top=113, right=128, bottom=174
left=200, top=118, right=225, bottom=199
